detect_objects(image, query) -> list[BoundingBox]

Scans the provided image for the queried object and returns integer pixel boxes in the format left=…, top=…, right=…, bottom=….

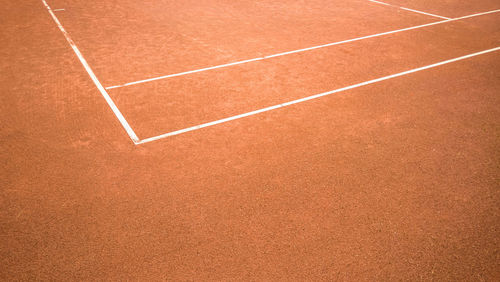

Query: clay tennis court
left=1, top=0, right=499, bottom=280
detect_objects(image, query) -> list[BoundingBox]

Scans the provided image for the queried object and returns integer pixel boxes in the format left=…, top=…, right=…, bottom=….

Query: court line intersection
left=368, top=0, right=451, bottom=20
left=41, top=0, right=500, bottom=144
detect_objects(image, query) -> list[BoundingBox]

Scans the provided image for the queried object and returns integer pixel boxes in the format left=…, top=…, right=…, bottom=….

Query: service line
left=368, top=0, right=450, bottom=20
left=106, top=9, right=500, bottom=90
left=41, top=0, right=140, bottom=143
left=137, top=46, right=500, bottom=144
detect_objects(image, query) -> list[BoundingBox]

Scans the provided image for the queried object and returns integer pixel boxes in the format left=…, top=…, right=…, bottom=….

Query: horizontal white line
left=136, top=46, right=500, bottom=144
left=41, top=0, right=139, bottom=143
left=369, top=0, right=450, bottom=20
left=53, top=8, right=65, bottom=12
left=106, top=9, right=500, bottom=90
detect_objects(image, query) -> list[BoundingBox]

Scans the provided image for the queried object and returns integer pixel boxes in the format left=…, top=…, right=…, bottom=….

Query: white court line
left=53, top=8, right=65, bottom=12
left=41, top=0, right=140, bottom=143
left=106, top=9, right=500, bottom=89
left=137, top=47, right=500, bottom=144
left=400, top=7, right=450, bottom=20
left=368, top=0, right=450, bottom=20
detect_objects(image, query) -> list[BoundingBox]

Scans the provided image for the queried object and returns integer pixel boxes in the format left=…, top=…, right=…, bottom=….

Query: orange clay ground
left=1, top=0, right=499, bottom=280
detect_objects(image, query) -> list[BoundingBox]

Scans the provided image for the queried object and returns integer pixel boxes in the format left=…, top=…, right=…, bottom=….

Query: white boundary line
left=105, top=9, right=500, bottom=90
left=400, top=7, right=450, bottom=20
left=137, top=47, right=500, bottom=144
left=368, top=0, right=451, bottom=20
left=41, top=0, right=140, bottom=143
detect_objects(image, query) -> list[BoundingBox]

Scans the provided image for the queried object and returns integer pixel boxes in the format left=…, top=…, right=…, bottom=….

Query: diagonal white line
left=41, top=0, right=140, bottom=143
left=106, top=9, right=500, bottom=89
left=368, top=0, right=450, bottom=20
left=368, top=0, right=391, bottom=6
left=400, top=7, right=450, bottom=20
left=136, top=47, right=500, bottom=144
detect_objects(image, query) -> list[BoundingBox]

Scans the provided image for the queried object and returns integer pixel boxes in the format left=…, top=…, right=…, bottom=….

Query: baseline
left=41, top=0, right=139, bottom=143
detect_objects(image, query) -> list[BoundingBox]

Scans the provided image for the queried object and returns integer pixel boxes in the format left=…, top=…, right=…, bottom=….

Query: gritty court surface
left=1, top=0, right=499, bottom=280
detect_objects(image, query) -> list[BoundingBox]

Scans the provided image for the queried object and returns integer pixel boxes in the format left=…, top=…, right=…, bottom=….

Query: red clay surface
left=1, top=0, right=499, bottom=280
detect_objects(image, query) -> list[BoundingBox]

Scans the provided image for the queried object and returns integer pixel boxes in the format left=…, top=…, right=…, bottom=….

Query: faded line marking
left=137, top=47, right=500, bottom=144
left=53, top=8, right=65, bottom=12
left=368, top=0, right=450, bottom=19
left=41, top=0, right=139, bottom=143
left=106, top=9, right=500, bottom=89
